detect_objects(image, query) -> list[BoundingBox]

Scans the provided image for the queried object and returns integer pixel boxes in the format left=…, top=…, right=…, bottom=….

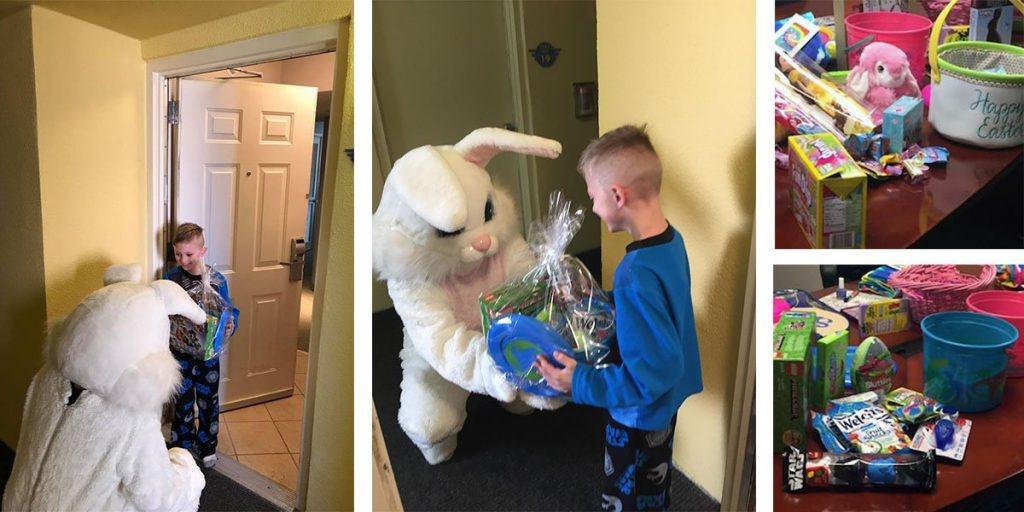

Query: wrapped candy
left=775, top=48, right=877, bottom=137
left=483, top=192, right=614, bottom=393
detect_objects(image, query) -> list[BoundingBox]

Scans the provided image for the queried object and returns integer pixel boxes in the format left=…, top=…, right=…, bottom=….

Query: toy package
left=482, top=192, right=614, bottom=393
left=774, top=311, right=816, bottom=452
left=775, top=48, right=877, bottom=137
left=810, top=330, right=849, bottom=411
left=782, top=447, right=936, bottom=492
left=788, top=133, right=867, bottom=249
left=996, top=264, right=1024, bottom=291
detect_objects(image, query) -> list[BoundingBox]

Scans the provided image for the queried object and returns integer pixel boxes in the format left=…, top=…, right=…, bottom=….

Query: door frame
left=145, top=22, right=341, bottom=510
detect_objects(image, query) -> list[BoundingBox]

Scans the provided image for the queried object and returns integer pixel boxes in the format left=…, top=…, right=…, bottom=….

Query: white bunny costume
left=374, top=128, right=566, bottom=464
left=3, top=265, right=206, bottom=512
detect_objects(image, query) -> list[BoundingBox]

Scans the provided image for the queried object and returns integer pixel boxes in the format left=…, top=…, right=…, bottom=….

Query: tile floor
left=217, top=350, right=308, bottom=492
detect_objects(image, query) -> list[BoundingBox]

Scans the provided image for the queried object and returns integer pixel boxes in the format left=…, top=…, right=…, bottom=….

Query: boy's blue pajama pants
left=601, top=414, right=676, bottom=512
left=169, top=349, right=221, bottom=457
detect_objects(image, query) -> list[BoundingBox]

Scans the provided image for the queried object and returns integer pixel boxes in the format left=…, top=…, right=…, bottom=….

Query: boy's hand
left=535, top=351, right=576, bottom=396
left=225, top=319, right=234, bottom=337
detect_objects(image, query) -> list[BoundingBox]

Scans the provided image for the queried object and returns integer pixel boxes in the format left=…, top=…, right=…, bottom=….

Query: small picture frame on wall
left=573, top=82, right=597, bottom=119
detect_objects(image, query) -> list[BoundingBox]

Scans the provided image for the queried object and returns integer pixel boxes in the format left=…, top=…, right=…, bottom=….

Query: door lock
left=279, top=238, right=307, bottom=281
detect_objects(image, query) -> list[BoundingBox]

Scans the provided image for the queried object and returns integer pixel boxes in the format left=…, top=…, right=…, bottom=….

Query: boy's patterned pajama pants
left=601, top=414, right=676, bottom=512
left=169, top=349, right=221, bottom=458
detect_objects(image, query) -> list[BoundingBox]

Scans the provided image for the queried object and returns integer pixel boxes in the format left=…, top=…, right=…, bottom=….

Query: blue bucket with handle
left=922, top=311, right=1019, bottom=412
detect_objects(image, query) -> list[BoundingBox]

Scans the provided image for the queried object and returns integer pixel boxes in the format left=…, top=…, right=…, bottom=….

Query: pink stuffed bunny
left=846, top=42, right=921, bottom=120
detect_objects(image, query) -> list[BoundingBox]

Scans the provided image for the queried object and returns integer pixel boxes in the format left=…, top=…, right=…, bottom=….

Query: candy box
left=774, top=311, right=817, bottom=452
left=882, top=96, right=923, bottom=154
left=854, top=298, right=911, bottom=336
left=788, top=134, right=867, bottom=249
left=810, top=329, right=849, bottom=411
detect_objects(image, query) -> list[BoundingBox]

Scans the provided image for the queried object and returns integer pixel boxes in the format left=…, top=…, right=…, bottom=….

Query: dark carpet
left=199, top=467, right=282, bottom=512
left=373, top=304, right=720, bottom=512
left=0, top=440, right=280, bottom=512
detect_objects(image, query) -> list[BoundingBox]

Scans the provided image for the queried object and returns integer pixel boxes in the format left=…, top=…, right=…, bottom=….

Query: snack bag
left=783, top=447, right=937, bottom=492
left=827, top=400, right=911, bottom=454
left=483, top=192, right=614, bottom=391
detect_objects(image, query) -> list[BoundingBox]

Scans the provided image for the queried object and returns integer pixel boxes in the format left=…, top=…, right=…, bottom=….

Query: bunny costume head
left=374, top=128, right=566, bottom=464
left=3, top=264, right=207, bottom=512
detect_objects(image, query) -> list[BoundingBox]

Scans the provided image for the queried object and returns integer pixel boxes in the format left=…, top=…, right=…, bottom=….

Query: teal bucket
left=922, top=311, right=1019, bottom=412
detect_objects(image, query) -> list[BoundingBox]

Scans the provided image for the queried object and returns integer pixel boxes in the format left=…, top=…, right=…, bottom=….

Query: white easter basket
left=927, top=0, right=1024, bottom=149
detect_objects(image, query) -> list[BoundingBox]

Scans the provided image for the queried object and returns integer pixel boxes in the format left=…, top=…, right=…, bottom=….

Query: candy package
left=482, top=192, right=614, bottom=392
left=885, top=388, right=943, bottom=428
left=826, top=399, right=911, bottom=454
left=783, top=447, right=936, bottom=492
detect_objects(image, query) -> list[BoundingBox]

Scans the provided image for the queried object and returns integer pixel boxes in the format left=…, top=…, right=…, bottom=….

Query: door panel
left=178, top=78, right=317, bottom=408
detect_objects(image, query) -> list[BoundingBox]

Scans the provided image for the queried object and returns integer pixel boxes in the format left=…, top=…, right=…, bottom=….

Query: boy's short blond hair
left=172, top=222, right=205, bottom=246
left=578, top=124, right=662, bottom=196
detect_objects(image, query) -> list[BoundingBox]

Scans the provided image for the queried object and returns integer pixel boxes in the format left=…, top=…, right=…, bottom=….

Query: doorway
left=147, top=23, right=339, bottom=507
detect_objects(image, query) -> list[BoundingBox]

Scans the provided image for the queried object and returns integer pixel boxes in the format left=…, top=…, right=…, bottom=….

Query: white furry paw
left=480, top=355, right=516, bottom=402
left=518, top=391, right=567, bottom=411
left=416, top=435, right=458, bottom=465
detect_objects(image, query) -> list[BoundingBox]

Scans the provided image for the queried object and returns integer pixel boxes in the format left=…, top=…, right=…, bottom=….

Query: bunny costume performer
left=373, top=128, right=566, bottom=464
left=3, top=265, right=206, bottom=512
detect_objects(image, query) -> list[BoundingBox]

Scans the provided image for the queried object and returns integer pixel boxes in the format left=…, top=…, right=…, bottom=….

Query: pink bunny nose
left=472, top=235, right=492, bottom=252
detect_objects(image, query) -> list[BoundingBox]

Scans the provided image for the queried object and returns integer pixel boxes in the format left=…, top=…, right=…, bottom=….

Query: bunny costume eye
left=435, top=227, right=465, bottom=238
left=484, top=196, right=494, bottom=222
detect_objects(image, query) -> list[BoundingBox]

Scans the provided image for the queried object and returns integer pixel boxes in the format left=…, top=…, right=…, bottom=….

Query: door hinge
left=167, top=100, right=179, bottom=125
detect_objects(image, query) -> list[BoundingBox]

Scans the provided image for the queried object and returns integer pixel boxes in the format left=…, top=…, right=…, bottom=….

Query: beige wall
left=596, top=0, right=754, bottom=501
left=521, top=0, right=600, bottom=255
left=33, top=6, right=147, bottom=319
left=0, top=6, right=47, bottom=449
left=141, top=0, right=351, bottom=59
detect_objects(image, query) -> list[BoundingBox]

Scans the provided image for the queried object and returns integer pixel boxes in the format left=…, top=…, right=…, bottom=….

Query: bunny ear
left=151, top=280, right=206, bottom=324
left=454, top=127, right=562, bottom=168
left=104, top=264, right=142, bottom=286
left=389, top=145, right=468, bottom=232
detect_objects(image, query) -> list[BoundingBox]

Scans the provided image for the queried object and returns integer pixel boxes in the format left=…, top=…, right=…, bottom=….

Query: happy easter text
left=970, top=90, right=1023, bottom=140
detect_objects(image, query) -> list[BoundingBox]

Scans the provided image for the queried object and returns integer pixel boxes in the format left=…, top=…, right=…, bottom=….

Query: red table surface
left=774, top=286, right=1024, bottom=510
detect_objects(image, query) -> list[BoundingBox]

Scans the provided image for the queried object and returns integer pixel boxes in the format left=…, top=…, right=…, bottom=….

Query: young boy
left=165, top=222, right=239, bottom=468
left=535, top=125, right=703, bottom=512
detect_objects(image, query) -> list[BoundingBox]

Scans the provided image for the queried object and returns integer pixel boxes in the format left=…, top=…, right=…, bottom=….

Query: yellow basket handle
left=930, top=0, right=1024, bottom=84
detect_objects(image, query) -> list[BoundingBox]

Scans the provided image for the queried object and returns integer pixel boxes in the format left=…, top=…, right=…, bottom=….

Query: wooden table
left=774, top=2, right=1024, bottom=249
left=774, top=287, right=1024, bottom=510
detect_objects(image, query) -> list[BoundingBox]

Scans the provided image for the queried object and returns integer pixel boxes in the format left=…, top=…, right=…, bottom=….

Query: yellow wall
left=32, top=6, right=147, bottom=319
left=0, top=6, right=47, bottom=449
left=141, top=0, right=353, bottom=59
left=596, top=0, right=754, bottom=501
left=304, top=20, right=353, bottom=511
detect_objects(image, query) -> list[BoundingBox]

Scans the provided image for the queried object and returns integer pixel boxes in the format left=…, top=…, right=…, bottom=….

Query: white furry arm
left=388, top=279, right=514, bottom=401
left=121, top=428, right=205, bottom=512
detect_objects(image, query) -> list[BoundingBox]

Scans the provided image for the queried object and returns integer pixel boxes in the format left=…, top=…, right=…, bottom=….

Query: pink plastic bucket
left=968, top=291, right=1024, bottom=378
left=845, top=12, right=934, bottom=87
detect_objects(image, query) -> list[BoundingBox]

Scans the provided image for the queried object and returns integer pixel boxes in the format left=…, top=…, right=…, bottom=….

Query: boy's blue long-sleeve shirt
left=571, top=225, right=703, bottom=430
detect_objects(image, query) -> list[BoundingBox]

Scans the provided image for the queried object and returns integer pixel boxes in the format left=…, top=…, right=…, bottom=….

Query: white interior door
left=177, top=78, right=317, bottom=408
